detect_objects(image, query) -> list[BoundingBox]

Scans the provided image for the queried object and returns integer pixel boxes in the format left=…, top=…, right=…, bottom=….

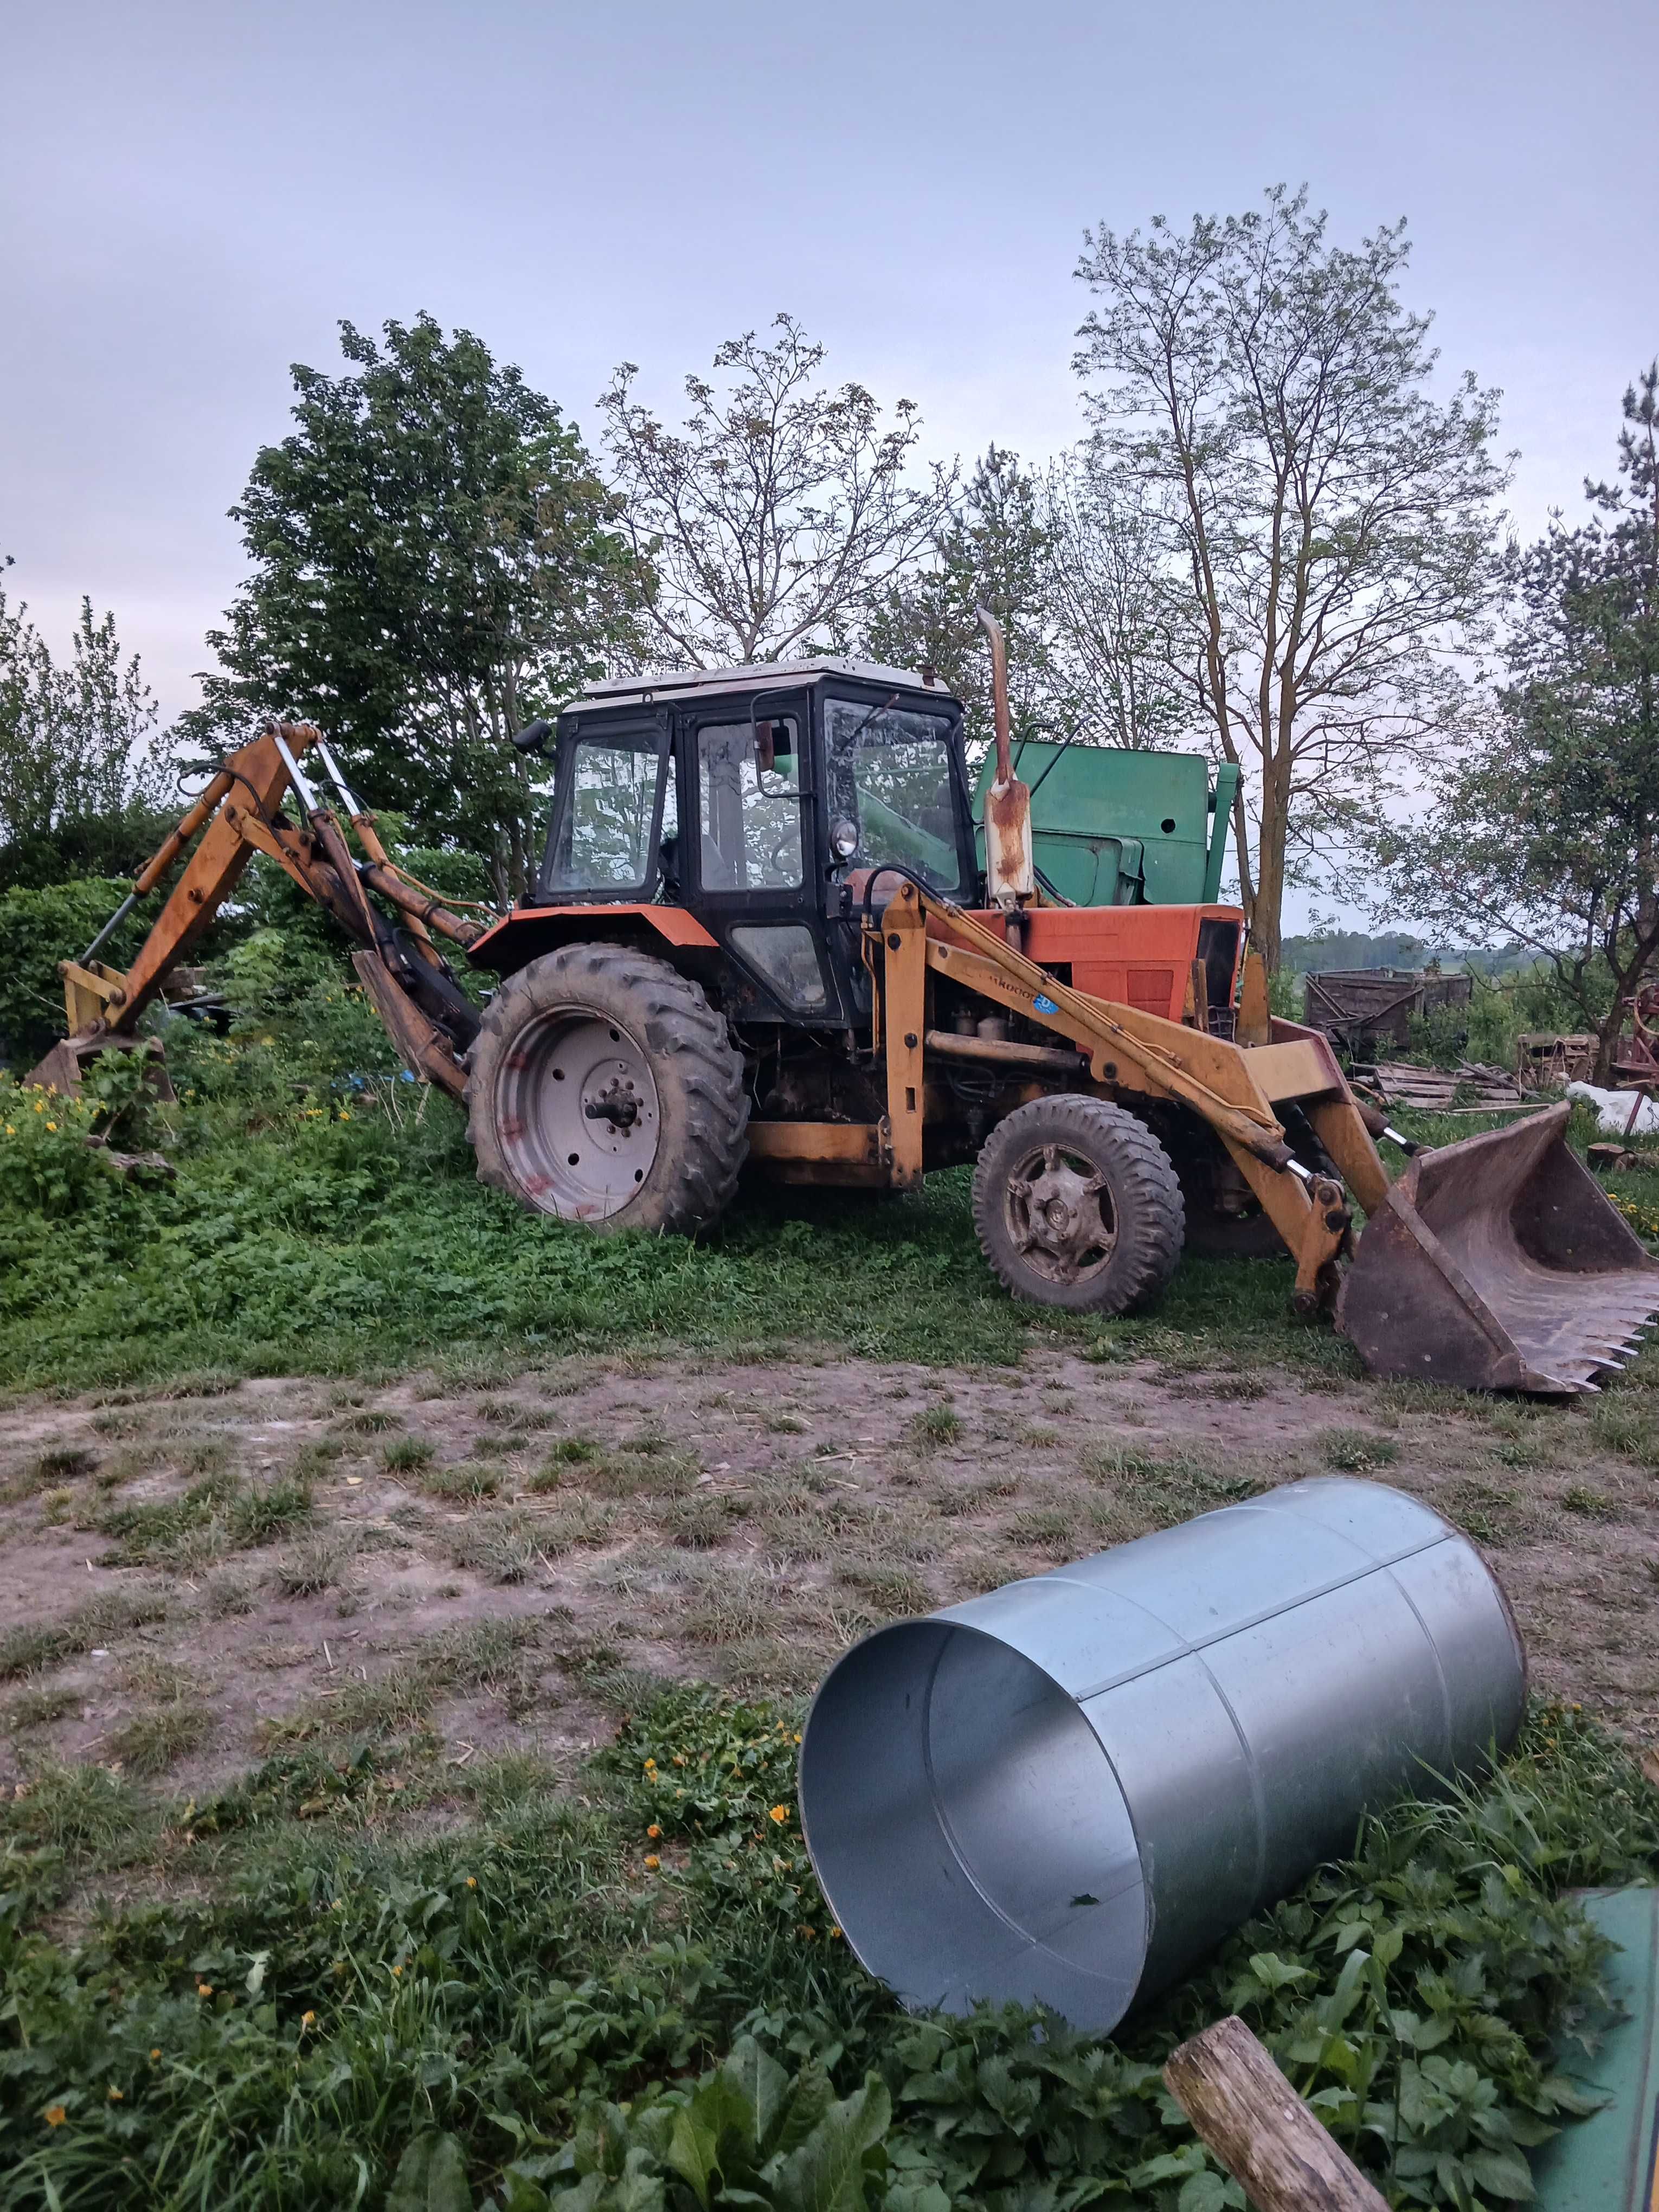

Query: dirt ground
left=4, top=1344, right=1657, bottom=1810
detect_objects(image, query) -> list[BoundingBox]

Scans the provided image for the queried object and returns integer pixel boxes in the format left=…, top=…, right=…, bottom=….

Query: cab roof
left=561, top=657, right=959, bottom=718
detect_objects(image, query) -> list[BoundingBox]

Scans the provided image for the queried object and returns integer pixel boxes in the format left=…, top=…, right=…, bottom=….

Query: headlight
left=829, top=818, right=859, bottom=860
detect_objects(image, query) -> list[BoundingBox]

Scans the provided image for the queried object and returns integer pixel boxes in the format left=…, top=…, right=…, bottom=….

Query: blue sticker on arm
left=1032, top=994, right=1058, bottom=1014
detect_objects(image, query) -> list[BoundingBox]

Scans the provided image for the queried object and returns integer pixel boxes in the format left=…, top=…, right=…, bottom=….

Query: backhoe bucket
left=1336, top=1104, right=1659, bottom=1393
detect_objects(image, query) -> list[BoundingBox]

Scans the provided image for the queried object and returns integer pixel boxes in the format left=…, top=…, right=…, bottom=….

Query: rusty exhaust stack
left=977, top=606, right=1034, bottom=910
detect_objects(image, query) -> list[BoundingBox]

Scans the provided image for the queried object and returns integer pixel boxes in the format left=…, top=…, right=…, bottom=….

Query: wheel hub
left=492, top=1012, right=661, bottom=1220
left=582, top=1062, right=644, bottom=1131
left=1007, top=1144, right=1117, bottom=1285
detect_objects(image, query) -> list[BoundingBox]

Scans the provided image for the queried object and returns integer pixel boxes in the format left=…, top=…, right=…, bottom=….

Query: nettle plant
left=0, top=1079, right=104, bottom=1215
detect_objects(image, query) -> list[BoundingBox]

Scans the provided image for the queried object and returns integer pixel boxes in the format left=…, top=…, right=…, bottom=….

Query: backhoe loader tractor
left=31, top=614, right=1659, bottom=1393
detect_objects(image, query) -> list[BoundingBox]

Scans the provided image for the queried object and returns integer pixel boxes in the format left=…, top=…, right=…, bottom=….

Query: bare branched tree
left=1039, top=452, right=1187, bottom=750
left=1075, top=187, right=1509, bottom=967
left=599, top=314, right=952, bottom=668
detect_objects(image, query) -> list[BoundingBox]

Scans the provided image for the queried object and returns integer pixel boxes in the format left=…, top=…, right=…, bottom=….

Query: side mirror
left=751, top=717, right=795, bottom=787
left=511, top=718, right=554, bottom=756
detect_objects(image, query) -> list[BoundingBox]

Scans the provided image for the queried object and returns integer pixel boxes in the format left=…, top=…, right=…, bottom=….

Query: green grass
left=1320, top=1425, right=1402, bottom=1473
left=0, top=1689, right=1651, bottom=2212
left=0, top=1025, right=1335, bottom=1397
left=0, top=1588, right=169, bottom=1682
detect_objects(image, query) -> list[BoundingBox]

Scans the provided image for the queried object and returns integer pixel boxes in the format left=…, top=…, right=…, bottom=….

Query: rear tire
left=466, top=944, right=748, bottom=1236
left=973, top=1095, right=1185, bottom=1315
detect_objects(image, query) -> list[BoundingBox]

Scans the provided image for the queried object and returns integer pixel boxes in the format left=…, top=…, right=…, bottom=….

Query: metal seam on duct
left=1188, top=1655, right=1270, bottom=1909
left=1381, top=1566, right=1455, bottom=1776
left=1051, top=1523, right=1450, bottom=1703
left=917, top=1628, right=1047, bottom=1954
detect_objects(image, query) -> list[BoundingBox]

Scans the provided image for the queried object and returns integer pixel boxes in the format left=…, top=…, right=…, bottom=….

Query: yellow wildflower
left=107, top=2086, right=124, bottom=2102
left=643, top=1757, right=656, bottom=1771
left=392, top=1964, right=403, bottom=1977
left=829, top=1926, right=844, bottom=1940
left=644, top=1854, right=661, bottom=1871
left=300, top=2010, right=316, bottom=2030
left=339, top=1110, right=350, bottom=1121
left=45, top=1121, right=57, bottom=1133
left=647, top=1823, right=662, bottom=1839
left=197, top=1983, right=214, bottom=1997
left=466, top=1876, right=477, bottom=1888
left=44, top=2106, right=66, bottom=2127
left=149, top=2048, right=161, bottom=2061
left=768, top=1804, right=789, bottom=1824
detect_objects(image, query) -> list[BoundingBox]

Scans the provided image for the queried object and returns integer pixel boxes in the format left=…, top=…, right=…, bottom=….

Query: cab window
left=549, top=730, right=668, bottom=893
left=825, top=699, right=964, bottom=893
left=697, top=717, right=803, bottom=891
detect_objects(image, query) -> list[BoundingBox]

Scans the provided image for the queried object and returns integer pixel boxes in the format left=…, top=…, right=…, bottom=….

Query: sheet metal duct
left=799, top=1477, right=1525, bottom=2033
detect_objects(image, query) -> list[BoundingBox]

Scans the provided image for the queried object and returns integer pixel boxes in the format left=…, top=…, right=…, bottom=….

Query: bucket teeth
left=1336, top=1103, right=1659, bottom=1394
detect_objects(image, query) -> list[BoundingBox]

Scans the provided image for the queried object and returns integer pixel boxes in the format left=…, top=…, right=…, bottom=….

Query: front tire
left=466, top=943, right=748, bottom=1236
left=972, top=1095, right=1185, bottom=1314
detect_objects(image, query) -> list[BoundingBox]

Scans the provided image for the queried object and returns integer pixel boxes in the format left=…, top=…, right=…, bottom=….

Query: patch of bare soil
left=3, top=1347, right=1656, bottom=1806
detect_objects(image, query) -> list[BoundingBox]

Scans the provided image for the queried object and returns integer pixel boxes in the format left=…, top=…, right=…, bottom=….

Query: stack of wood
left=1516, top=1032, right=1598, bottom=1089
left=1349, top=1060, right=1536, bottom=1111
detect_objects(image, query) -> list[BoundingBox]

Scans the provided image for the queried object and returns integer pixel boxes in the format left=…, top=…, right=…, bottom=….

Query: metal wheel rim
left=493, top=1005, right=660, bottom=1220
left=1004, top=1139, right=1118, bottom=1286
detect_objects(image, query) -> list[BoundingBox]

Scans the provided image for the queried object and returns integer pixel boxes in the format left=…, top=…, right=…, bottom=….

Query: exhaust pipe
left=976, top=606, right=1033, bottom=910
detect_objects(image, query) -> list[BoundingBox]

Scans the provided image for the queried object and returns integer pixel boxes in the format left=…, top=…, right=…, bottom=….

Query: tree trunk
left=1163, top=2015, right=1391, bottom=2212
left=1252, top=793, right=1288, bottom=974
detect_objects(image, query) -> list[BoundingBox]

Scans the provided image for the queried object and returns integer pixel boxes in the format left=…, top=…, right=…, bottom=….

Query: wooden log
left=1162, top=2015, right=1390, bottom=2212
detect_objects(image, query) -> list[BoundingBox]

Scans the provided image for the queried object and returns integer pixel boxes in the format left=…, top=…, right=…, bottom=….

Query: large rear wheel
left=973, top=1095, right=1185, bottom=1314
left=466, top=944, right=747, bottom=1235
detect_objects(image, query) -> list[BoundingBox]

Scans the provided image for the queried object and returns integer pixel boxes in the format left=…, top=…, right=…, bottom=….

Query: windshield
left=826, top=699, right=964, bottom=893
left=548, top=730, right=673, bottom=893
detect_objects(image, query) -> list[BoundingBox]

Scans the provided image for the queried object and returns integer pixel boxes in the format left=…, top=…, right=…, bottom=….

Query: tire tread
left=466, top=943, right=747, bottom=1236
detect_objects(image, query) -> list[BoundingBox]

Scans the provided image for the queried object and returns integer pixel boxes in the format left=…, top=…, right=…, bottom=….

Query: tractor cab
left=527, top=660, right=976, bottom=1025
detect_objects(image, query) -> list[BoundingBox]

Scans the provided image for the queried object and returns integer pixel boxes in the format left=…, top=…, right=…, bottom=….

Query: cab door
left=687, top=691, right=834, bottom=1024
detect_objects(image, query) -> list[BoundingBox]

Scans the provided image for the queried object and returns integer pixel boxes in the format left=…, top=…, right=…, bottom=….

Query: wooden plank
left=1163, top=2015, right=1390, bottom=2212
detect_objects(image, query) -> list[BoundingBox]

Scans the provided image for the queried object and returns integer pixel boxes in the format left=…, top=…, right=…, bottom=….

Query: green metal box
left=972, top=743, right=1238, bottom=907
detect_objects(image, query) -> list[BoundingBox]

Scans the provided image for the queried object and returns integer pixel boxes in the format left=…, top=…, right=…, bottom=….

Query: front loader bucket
left=1336, top=1104, right=1659, bottom=1393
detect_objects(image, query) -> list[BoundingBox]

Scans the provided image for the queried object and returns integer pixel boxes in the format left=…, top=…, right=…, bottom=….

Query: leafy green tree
left=1075, top=187, right=1508, bottom=968
left=184, top=315, right=644, bottom=898
left=863, top=445, right=1053, bottom=761
left=1371, top=367, right=1659, bottom=1078
left=600, top=314, right=950, bottom=669
left=0, top=565, right=169, bottom=891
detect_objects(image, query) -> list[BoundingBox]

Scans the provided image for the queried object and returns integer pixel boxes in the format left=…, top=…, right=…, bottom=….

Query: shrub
left=0, top=876, right=145, bottom=1064
left=0, top=1079, right=106, bottom=1216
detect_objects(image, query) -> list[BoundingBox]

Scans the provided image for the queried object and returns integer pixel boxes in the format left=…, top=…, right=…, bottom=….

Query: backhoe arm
left=29, top=721, right=487, bottom=1101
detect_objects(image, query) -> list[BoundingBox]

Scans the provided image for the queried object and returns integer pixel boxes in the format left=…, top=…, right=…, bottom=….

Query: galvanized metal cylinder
left=799, top=1477, right=1525, bottom=2033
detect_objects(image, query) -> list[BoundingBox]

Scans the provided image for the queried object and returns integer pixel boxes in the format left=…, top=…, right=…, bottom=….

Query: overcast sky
left=6, top=0, right=1656, bottom=801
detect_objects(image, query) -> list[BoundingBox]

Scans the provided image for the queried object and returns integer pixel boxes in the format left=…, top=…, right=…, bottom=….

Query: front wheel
left=465, top=943, right=748, bottom=1236
left=972, top=1095, right=1185, bottom=1314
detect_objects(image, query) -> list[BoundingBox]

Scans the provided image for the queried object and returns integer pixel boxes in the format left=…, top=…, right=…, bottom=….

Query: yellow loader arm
left=876, top=880, right=1659, bottom=1393
left=28, top=722, right=488, bottom=1101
